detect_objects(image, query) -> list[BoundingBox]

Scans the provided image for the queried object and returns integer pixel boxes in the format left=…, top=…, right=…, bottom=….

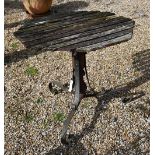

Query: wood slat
left=23, top=18, right=133, bottom=47
left=76, top=33, right=132, bottom=51
left=25, top=21, right=134, bottom=49
left=17, top=16, right=119, bottom=41
left=15, top=12, right=115, bottom=37
left=21, top=17, right=131, bottom=43
left=14, top=11, right=135, bottom=52
left=18, top=11, right=114, bottom=30
left=44, top=29, right=133, bottom=51
left=21, top=11, right=98, bottom=28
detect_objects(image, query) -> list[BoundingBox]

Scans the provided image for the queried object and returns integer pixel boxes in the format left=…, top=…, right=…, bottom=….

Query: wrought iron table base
left=48, top=50, right=138, bottom=145
left=49, top=50, right=95, bottom=145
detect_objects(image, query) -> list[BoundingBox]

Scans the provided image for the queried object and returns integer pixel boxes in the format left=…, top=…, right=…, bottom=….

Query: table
left=14, top=11, right=135, bottom=145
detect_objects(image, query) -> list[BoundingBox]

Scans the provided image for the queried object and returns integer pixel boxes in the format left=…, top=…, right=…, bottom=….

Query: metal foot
left=61, top=134, right=74, bottom=145
left=61, top=102, right=80, bottom=145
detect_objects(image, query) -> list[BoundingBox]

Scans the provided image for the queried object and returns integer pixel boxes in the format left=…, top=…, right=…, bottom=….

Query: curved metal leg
left=61, top=99, right=80, bottom=145
left=61, top=51, right=84, bottom=145
left=49, top=50, right=90, bottom=144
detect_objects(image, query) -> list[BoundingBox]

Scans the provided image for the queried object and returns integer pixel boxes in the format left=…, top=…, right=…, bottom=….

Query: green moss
left=25, top=66, right=38, bottom=76
left=24, top=112, right=34, bottom=123
left=36, top=97, right=44, bottom=104
left=42, top=118, right=50, bottom=129
left=11, top=42, right=18, bottom=50
left=53, top=112, right=66, bottom=123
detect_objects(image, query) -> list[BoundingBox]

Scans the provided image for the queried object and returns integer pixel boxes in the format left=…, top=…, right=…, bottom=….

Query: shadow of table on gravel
left=104, top=131, right=150, bottom=155
left=45, top=140, right=94, bottom=155
left=45, top=49, right=149, bottom=154
left=5, top=0, right=23, bottom=10
left=63, top=49, right=150, bottom=151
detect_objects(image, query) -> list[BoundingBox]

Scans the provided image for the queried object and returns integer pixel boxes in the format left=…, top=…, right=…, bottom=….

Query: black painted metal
left=61, top=50, right=87, bottom=144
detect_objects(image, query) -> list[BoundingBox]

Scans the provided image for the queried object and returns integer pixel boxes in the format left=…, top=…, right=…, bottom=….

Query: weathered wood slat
left=29, top=29, right=133, bottom=51
left=17, top=16, right=121, bottom=40
left=45, top=29, right=133, bottom=51
left=25, top=21, right=134, bottom=48
left=17, top=11, right=101, bottom=34
left=21, top=11, right=99, bottom=28
left=26, top=21, right=133, bottom=47
left=76, top=33, right=132, bottom=51
left=18, top=11, right=114, bottom=30
left=15, top=13, right=115, bottom=37
left=20, top=17, right=132, bottom=44
left=14, top=11, right=135, bottom=52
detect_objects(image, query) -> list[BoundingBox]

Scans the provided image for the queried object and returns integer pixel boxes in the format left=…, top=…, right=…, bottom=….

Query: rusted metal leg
left=49, top=49, right=94, bottom=144
left=61, top=50, right=87, bottom=145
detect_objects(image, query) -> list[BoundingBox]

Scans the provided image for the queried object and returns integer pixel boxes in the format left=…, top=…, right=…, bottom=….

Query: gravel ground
left=4, top=0, right=150, bottom=155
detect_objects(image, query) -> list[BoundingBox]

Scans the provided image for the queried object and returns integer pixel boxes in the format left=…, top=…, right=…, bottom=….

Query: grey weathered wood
left=20, top=17, right=131, bottom=41
left=29, top=24, right=133, bottom=50
left=24, top=20, right=134, bottom=47
left=14, top=11, right=135, bottom=52
left=15, top=12, right=115, bottom=37
left=18, top=11, right=114, bottom=30
left=78, top=33, right=133, bottom=51
left=44, top=29, right=133, bottom=51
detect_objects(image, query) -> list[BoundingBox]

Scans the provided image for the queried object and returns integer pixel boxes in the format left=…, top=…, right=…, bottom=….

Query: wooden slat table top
left=14, top=11, right=135, bottom=52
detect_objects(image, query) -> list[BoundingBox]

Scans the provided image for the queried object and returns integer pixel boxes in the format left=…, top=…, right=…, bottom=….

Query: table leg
left=61, top=51, right=87, bottom=144
left=49, top=52, right=88, bottom=95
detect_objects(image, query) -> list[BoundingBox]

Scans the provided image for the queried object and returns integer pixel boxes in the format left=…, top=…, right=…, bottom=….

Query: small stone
left=113, top=117, right=118, bottom=122
left=41, top=132, right=46, bottom=136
